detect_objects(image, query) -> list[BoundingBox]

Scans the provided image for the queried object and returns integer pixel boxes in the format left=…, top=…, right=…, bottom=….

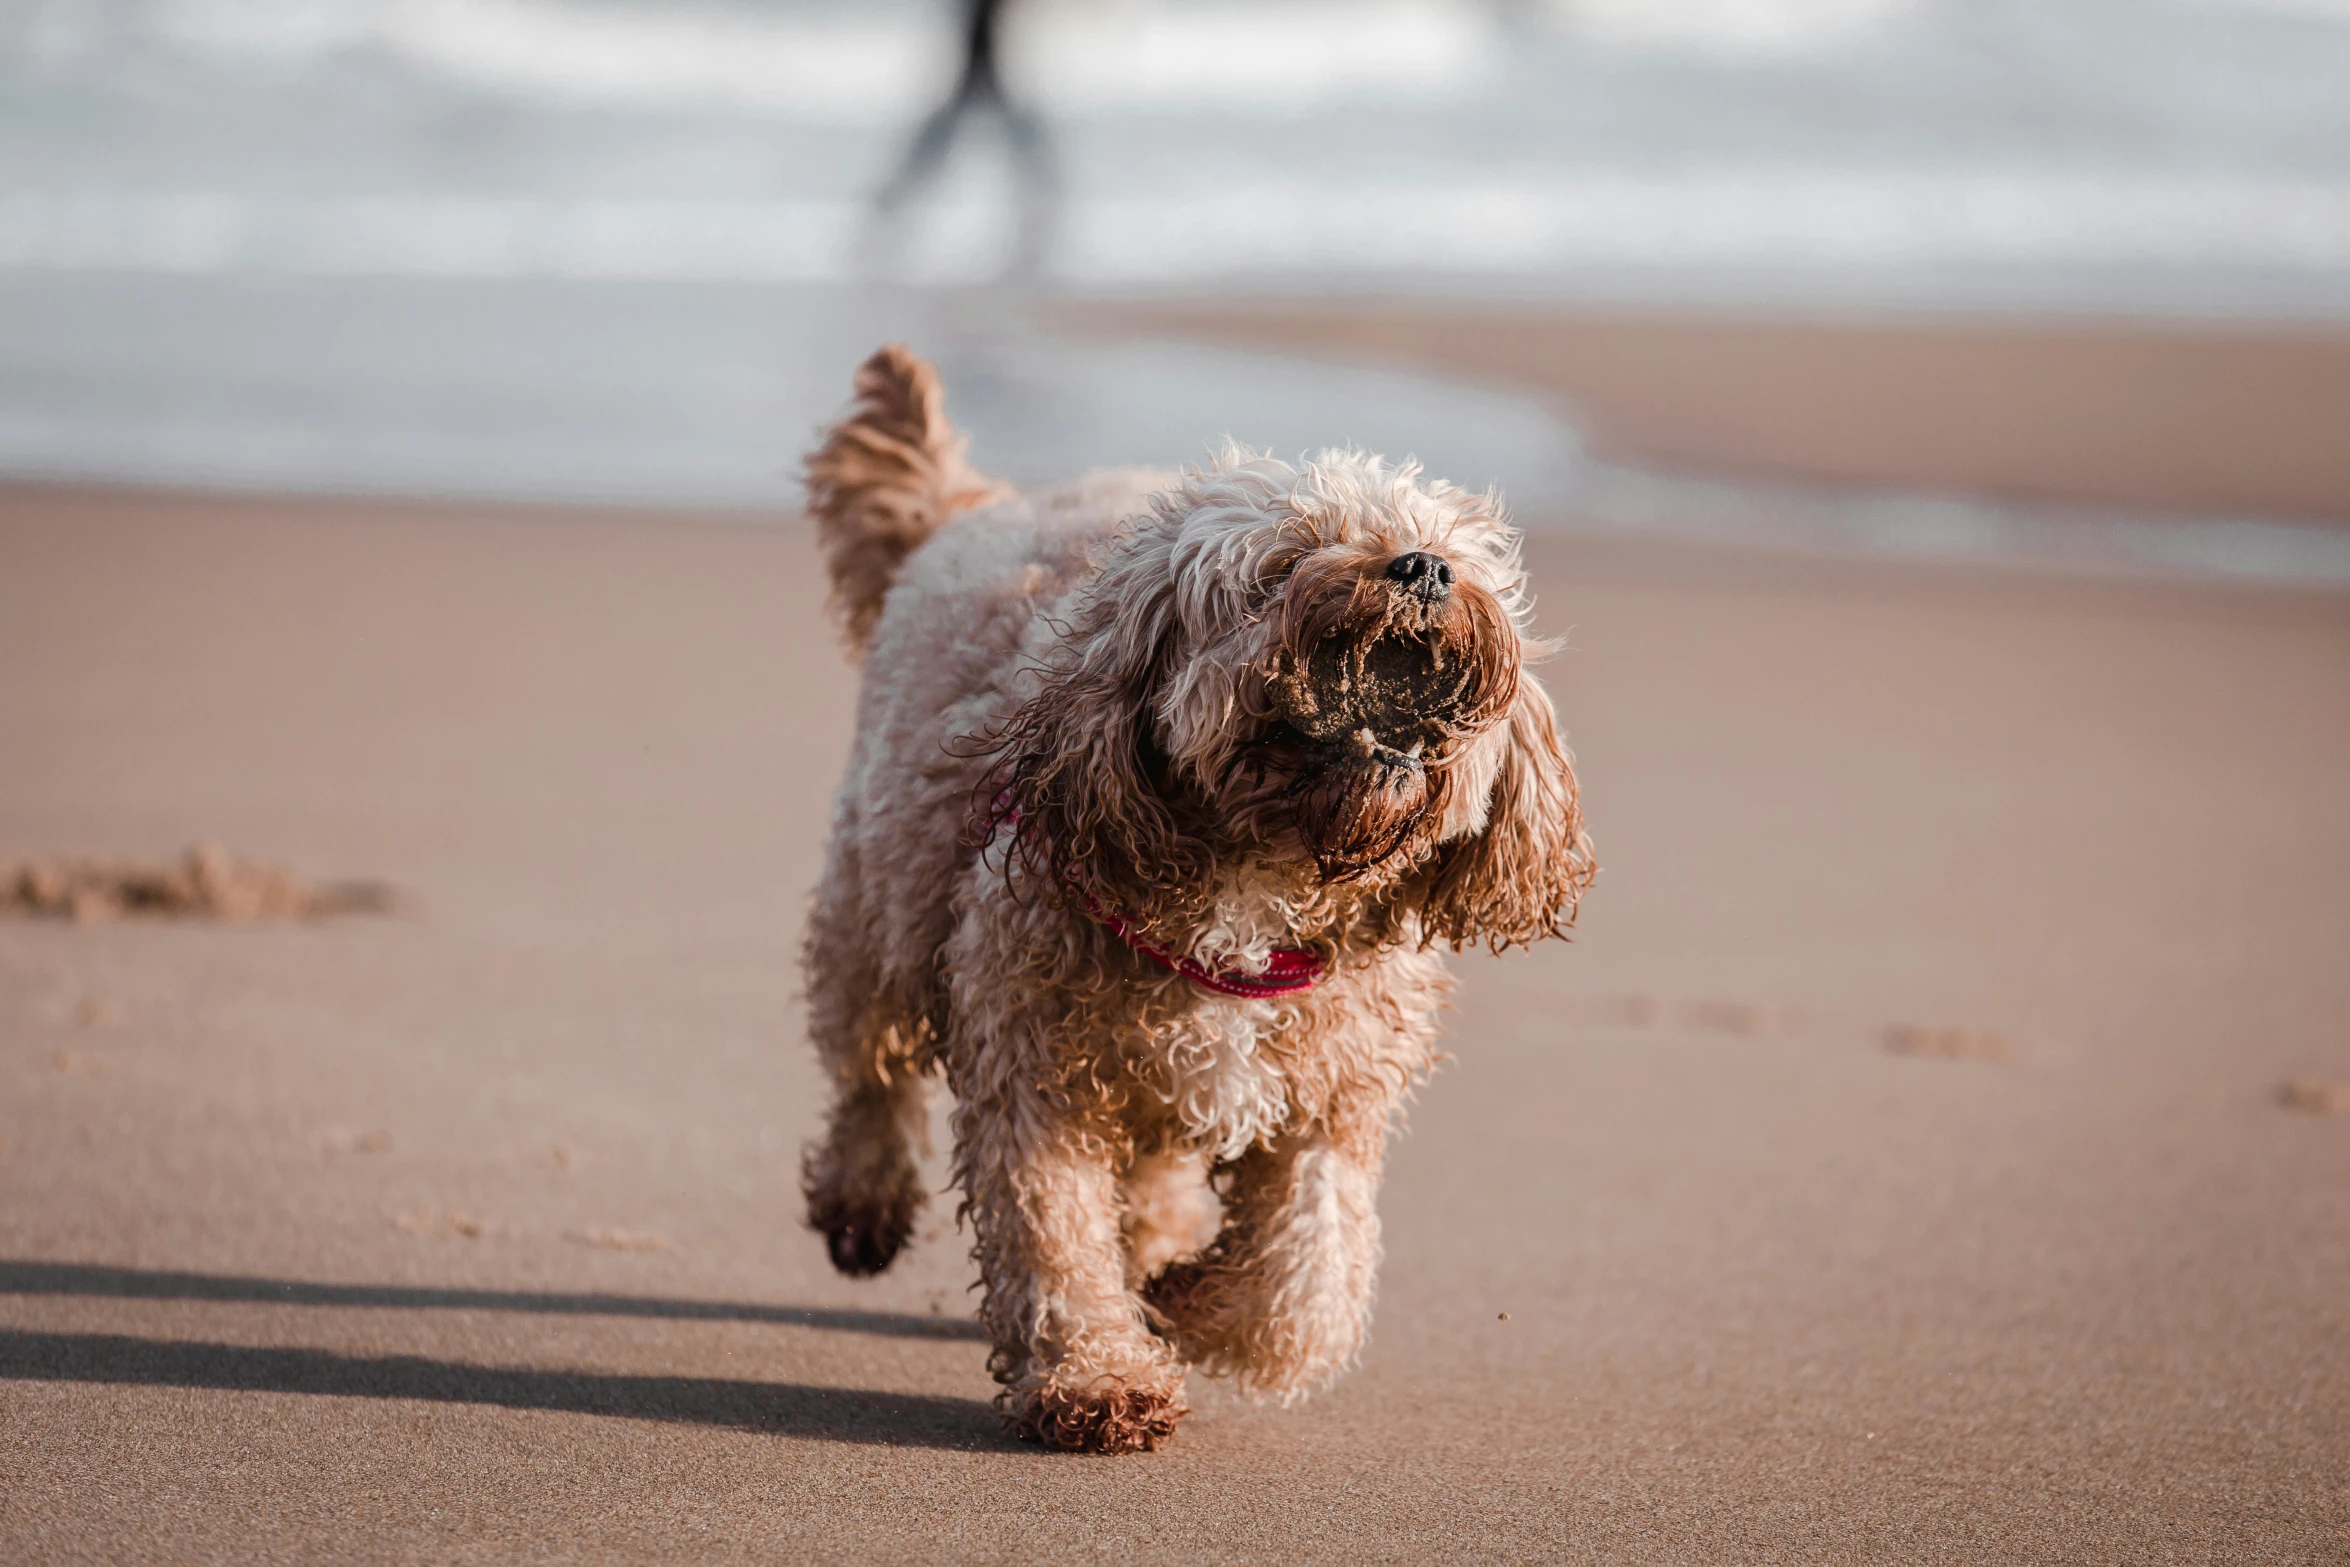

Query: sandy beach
left=1, top=471, right=2346, bottom=1563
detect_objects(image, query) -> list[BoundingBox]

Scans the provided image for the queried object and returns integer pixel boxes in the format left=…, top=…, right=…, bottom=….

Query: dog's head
left=987, top=447, right=1592, bottom=951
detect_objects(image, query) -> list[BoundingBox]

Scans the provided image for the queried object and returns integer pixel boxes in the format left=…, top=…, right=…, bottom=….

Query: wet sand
left=1074, top=301, right=2350, bottom=523
left=1, top=480, right=2346, bottom=1563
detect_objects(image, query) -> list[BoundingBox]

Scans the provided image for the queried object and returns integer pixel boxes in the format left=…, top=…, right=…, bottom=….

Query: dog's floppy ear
left=979, top=532, right=1212, bottom=928
left=1417, top=673, right=1594, bottom=951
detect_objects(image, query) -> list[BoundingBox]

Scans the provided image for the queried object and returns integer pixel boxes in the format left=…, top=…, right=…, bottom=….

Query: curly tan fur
left=804, top=343, right=1013, bottom=653
left=798, top=348, right=1594, bottom=1452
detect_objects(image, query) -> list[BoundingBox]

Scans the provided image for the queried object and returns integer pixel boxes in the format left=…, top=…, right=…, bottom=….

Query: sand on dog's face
left=1111, top=448, right=1544, bottom=895
left=1270, top=614, right=1487, bottom=753
left=1232, top=549, right=1523, bottom=881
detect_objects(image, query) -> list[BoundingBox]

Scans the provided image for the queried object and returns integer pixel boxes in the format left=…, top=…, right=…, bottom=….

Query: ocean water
left=2, top=0, right=2347, bottom=580
left=9, top=0, right=2349, bottom=298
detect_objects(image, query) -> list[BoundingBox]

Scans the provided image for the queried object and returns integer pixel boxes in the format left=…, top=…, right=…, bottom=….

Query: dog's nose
left=1385, top=551, right=1454, bottom=596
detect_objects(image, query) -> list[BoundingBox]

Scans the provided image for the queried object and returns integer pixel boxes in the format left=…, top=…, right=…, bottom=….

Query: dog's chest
left=1157, top=996, right=1291, bottom=1162
left=1154, top=878, right=1312, bottom=1160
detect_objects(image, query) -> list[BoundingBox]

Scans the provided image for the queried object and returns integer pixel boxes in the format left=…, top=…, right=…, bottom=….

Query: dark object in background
left=867, top=0, right=1058, bottom=279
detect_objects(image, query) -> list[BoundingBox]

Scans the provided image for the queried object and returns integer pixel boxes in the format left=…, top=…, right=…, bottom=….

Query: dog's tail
left=803, top=344, right=1009, bottom=655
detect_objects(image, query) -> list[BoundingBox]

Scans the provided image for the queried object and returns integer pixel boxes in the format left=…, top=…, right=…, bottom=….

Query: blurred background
left=3, top=0, right=2347, bottom=579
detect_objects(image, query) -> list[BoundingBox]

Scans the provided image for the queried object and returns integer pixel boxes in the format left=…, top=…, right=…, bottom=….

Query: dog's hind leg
left=1121, top=1148, right=1222, bottom=1291
left=801, top=837, right=929, bottom=1277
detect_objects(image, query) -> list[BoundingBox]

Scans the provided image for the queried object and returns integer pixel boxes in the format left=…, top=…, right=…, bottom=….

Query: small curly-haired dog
left=800, top=345, right=1593, bottom=1452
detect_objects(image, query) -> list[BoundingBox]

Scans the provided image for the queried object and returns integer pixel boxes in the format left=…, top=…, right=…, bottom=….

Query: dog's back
left=797, top=348, right=1167, bottom=1282
left=823, top=463, right=1168, bottom=1047
left=803, top=343, right=1169, bottom=1027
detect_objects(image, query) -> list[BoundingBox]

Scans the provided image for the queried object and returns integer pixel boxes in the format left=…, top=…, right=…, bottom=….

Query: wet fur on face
left=798, top=347, right=1593, bottom=1455
left=985, top=447, right=1590, bottom=948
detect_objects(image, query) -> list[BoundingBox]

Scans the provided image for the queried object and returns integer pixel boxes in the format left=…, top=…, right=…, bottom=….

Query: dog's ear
left=1417, top=673, right=1594, bottom=951
left=980, top=537, right=1213, bottom=927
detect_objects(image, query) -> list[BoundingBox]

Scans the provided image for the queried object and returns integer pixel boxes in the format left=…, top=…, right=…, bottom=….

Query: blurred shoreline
left=5, top=275, right=2347, bottom=589
left=1070, top=297, right=2350, bottom=522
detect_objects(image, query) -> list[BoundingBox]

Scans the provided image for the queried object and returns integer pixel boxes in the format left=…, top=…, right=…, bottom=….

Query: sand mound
left=2277, top=1079, right=2350, bottom=1115
left=4, top=844, right=397, bottom=924
left=1883, top=1024, right=2013, bottom=1062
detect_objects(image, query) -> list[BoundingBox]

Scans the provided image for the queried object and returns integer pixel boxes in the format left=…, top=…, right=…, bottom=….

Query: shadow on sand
left=0, top=1329, right=1000, bottom=1448
left=0, top=1260, right=1001, bottom=1449
left=0, top=1259, right=987, bottom=1340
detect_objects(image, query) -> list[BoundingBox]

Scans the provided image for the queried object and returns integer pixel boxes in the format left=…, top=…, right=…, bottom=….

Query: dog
left=799, top=345, right=1593, bottom=1452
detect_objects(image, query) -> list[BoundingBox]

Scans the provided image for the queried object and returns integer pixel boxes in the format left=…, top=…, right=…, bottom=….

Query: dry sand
left=1, top=479, right=2346, bottom=1564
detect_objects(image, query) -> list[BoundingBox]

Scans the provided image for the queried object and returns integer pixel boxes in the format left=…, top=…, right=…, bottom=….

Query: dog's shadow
left=0, top=1260, right=999, bottom=1450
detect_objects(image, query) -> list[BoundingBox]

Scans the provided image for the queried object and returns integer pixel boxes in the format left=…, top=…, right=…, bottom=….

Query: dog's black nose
left=1385, top=551, right=1454, bottom=596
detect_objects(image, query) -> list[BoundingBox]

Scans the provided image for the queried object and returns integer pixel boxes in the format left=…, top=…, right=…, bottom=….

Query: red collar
left=991, top=792, right=1329, bottom=999
left=1070, top=882, right=1328, bottom=999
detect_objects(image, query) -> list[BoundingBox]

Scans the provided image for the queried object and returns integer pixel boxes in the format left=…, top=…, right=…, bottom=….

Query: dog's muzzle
left=1263, top=601, right=1496, bottom=874
left=1271, top=615, right=1477, bottom=756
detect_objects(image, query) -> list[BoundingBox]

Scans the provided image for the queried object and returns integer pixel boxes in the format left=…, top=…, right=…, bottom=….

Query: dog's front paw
left=803, top=1159, right=923, bottom=1277
left=1003, top=1373, right=1189, bottom=1454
